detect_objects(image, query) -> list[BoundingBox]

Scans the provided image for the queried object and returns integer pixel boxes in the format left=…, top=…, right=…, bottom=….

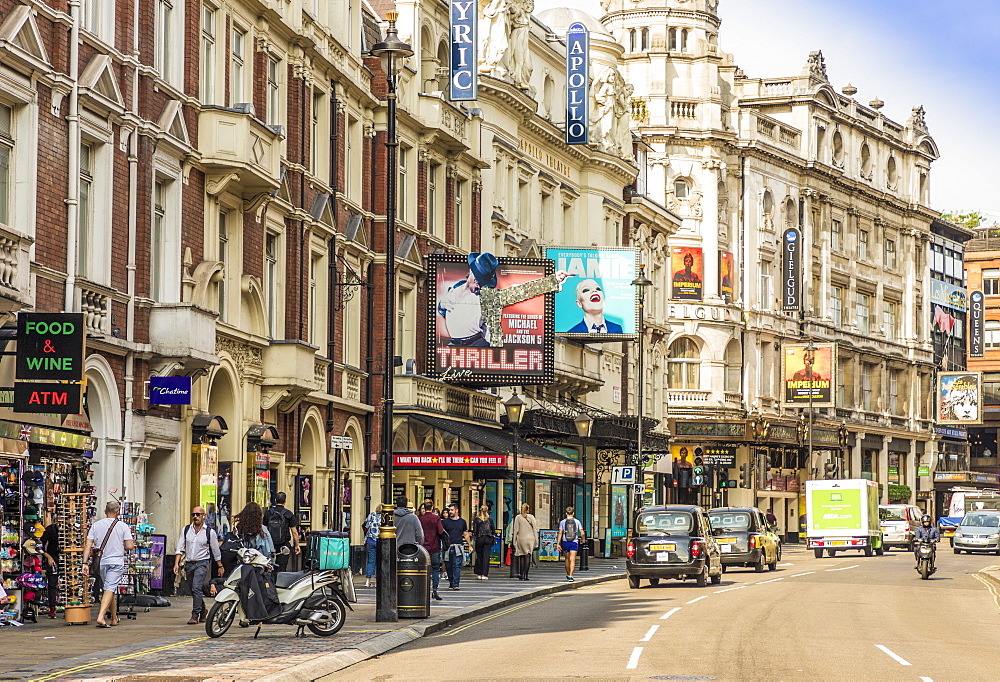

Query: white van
left=878, top=504, right=923, bottom=551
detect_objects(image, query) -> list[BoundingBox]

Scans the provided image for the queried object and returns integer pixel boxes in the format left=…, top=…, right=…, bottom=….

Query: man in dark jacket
left=393, top=496, right=424, bottom=547
left=418, top=502, right=447, bottom=601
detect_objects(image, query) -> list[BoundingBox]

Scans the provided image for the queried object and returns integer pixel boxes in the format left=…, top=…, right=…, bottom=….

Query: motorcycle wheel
left=206, top=601, right=238, bottom=638
left=918, top=560, right=931, bottom=580
left=307, top=590, right=347, bottom=636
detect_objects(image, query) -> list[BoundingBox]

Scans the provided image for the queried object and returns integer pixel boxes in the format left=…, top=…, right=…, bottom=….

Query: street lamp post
left=574, top=412, right=594, bottom=571
left=371, top=13, right=412, bottom=623
left=631, top=264, right=653, bottom=513
left=805, top=339, right=817, bottom=483
left=504, top=393, right=525, bottom=578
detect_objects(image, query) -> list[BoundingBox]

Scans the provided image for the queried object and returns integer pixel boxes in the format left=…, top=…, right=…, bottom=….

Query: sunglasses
left=191, top=513, right=204, bottom=517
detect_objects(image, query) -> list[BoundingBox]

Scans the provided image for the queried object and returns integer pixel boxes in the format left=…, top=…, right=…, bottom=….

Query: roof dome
left=535, top=8, right=612, bottom=38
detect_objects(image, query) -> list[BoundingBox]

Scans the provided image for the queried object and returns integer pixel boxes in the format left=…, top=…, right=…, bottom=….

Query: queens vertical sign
left=970, top=289, right=984, bottom=358
left=566, top=22, right=589, bottom=145
left=450, top=0, right=477, bottom=101
left=782, top=227, right=801, bottom=311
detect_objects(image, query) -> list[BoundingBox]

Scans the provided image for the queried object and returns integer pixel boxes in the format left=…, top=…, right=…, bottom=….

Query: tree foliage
left=940, top=211, right=984, bottom=229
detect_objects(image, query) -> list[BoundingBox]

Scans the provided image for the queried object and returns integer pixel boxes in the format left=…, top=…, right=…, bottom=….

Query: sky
left=532, top=0, right=999, bottom=214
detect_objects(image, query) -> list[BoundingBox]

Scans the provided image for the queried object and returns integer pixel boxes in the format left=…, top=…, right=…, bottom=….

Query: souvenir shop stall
left=1, top=450, right=27, bottom=626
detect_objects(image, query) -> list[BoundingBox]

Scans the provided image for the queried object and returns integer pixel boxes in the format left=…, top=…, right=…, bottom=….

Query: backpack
left=181, top=524, right=220, bottom=561
left=563, top=517, right=579, bottom=542
left=265, top=507, right=292, bottom=547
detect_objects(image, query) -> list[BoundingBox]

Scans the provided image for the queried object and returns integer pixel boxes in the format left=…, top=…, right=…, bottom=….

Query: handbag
left=504, top=545, right=512, bottom=566
left=89, top=519, right=120, bottom=576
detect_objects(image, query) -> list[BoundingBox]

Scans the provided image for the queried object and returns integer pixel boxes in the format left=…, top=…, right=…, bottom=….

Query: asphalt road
left=326, top=545, right=1000, bottom=681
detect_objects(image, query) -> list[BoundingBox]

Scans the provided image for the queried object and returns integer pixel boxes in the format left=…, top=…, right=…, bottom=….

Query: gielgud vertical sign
left=782, top=228, right=801, bottom=311
left=427, top=253, right=559, bottom=385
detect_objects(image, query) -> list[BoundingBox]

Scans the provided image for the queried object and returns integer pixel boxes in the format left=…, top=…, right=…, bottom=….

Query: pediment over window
left=79, top=54, right=124, bottom=114
left=157, top=100, right=191, bottom=151
left=0, top=6, right=50, bottom=71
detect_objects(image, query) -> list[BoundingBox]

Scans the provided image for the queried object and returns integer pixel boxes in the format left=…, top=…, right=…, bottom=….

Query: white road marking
left=790, top=571, right=815, bottom=577
left=825, top=564, right=859, bottom=572
left=685, top=595, right=708, bottom=605
left=640, top=625, right=659, bottom=641
left=875, top=644, right=911, bottom=666
left=659, top=607, right=682, bottom=620
left=919, top=677, right=933, bottom=682
left=756, top=577, right=784, bottom=584
left=778, top=563, right=794, bottom=566
left=714, top=585, right=747, bottom=593
left=626, top=647, right=643, bottom=669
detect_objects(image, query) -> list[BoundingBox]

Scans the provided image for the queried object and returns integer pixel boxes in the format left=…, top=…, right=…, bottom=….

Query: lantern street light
left=631, top=264, right=654, bottom=511
left=371, top=12, right=413, bottom=624
left=574, top=412, right=594, bottom=570
left=504, top=392, right=525, bottom=577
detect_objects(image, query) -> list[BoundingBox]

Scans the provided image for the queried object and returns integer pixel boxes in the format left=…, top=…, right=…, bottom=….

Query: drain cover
left=649, top=677, right=716, bottom=681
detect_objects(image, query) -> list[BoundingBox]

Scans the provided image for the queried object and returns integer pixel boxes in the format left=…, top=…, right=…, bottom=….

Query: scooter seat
left=275, top=571, right=308, bottom=589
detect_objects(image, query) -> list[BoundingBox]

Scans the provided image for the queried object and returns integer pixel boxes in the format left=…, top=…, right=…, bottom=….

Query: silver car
left=953, top=512, right=1000, bottom=554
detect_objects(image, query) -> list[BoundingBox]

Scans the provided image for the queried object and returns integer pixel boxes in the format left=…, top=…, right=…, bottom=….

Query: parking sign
left=612, top=466, right=636, bottom=485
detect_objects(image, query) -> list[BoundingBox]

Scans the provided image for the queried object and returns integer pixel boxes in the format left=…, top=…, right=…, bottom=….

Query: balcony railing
left=667, top=389, right=710, bottom=403
left=199, top=105, right=283, bottom=195
left=395, top=374, right=499, bottom=421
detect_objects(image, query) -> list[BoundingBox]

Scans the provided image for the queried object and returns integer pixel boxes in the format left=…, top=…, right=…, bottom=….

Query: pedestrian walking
left=362, top=508, right=381, bottom=588
left=393, top=496, right=424, bottom=546
left=418, top=501, right=447, bottom=600
left=441, top=504, right=471, bottom=589
left=556, top=506, right=585, bottom=582
left=471, top=505, right=496, bottom=580
left=765, top=508, right=778, bottom=526
left=82, top=501, right=135, bottom=627
left=39, top=517, right=60, bottom=619
left=173, top=506, right=224, bottom=624
left=512, top=503, right=539, bottom=581
left=233, top=502, right=276, bottom=556
left=264, top=492, right=300, bottom=572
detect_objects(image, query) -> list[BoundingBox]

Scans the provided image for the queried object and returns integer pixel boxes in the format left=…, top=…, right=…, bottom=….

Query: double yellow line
left=974, top=570, right=1000, bottom=611
left=30, top=636, right=209, bottom=681
left=432, top=596, right=552, bottom=638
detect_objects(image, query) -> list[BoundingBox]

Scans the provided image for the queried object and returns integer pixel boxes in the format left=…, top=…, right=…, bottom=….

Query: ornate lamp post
left=574, top=412, right=594, bottom=570
left=504, top=393, right=525, bottom=577
left=371, top=13, right=412, bottom=623
left=631, top=264, right=654, bottom=512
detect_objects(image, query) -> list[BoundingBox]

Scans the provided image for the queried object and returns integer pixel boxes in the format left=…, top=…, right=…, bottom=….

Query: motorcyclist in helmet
left=914, top=514, right=939, bottom=559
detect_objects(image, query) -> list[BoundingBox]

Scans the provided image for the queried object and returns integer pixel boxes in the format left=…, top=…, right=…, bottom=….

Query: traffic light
left=740, top=462, right=752, bottom=488
left=824, top=460, right=837, bottom=479
left=705, top=464, right=715, bottom=489
left=693, top=456, right=704, bottom=486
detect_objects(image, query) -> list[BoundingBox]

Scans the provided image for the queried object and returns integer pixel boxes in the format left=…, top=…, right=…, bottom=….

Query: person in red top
left=418, top=501, right=447, bottom=601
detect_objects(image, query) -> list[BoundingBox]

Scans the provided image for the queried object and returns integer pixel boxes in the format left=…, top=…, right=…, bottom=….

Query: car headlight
left=954, top=532, right=963, bottom=538
left=989, top=533, right=1000, bottom=540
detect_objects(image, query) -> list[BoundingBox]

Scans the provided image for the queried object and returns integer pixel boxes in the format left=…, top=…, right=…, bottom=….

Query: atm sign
left=14, top=382, right=82, bottom=414
left=16, top=313, right=85, bottom=381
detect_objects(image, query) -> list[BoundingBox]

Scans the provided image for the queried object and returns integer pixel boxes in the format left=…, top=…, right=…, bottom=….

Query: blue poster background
left=547, top=247, right=637, bottom=336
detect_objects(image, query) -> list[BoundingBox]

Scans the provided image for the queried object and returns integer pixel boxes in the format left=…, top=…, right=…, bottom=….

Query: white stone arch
left=665, top=334, right=703, bottom=390
left=343, top=416, right=366, bottom=472
left=85, top=353, right=124, bottom=499
left=300, top=406, right=326, bottom=471
left=240, top=275, right=267, bottom=338
left=207, top=362, right=239, bottom=464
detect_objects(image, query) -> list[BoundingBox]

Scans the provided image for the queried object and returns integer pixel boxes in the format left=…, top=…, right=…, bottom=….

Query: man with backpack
left=556, top=506, right=585, bottom=582
left=173, top=506, right=224, bottom=623
left=418, top=501, right=447, bottom=601
left=264, top=492, right=300, bottom=572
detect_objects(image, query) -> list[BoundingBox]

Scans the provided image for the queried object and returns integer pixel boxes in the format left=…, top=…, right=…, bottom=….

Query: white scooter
left=206, top=546, right=351, bottom=638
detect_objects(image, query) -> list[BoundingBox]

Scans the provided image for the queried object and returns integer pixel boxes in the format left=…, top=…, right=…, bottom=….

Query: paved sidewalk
left=2, top=559, right=624, bottom=681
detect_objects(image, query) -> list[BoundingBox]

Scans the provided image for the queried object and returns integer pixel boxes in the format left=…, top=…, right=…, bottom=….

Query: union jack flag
left=19, top=425, right=31, bottom=440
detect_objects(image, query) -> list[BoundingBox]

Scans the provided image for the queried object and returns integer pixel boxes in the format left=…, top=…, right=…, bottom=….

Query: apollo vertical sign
left=969, top=289, right=984, bottom=358
left=566, top=22, right=589, bottom=145
left=782, top=227, right=801, bottom=311
left=449, top=0, right=477, bottom=100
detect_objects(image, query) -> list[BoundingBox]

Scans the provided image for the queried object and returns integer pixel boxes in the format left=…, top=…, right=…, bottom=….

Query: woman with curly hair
left=233, top=502, right=275, bottom=555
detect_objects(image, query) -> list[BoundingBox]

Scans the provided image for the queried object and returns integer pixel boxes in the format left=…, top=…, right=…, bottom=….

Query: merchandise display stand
left=0, top=455, right=25, bottom=626
left=57, top=493, right=92, bottom=625
left=117, top=501, right=153, bottom=618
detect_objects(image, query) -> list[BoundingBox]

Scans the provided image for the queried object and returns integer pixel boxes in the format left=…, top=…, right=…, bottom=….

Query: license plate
left=648, top=543, right=675, bottom=551
left=880, top=527, right=888, bottom=532
left=656, top=553, right=670, bottom=562
left=717, top=538, right=737, bottom=544
left=720, top=544, right=732, bottom=553
left=830, top=541, right=847, bottom=546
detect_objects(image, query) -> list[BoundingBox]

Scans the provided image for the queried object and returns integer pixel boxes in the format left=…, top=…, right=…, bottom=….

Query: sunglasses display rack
left=0, top=455, right=25, bottom=626
left=117, top=501, right=153, bottom=615
left=56, top=492, right=93, bottom=624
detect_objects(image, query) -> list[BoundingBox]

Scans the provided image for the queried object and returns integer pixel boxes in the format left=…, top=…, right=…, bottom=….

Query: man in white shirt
left=83, top=501, right=135, bottom=627
left=174, top=506, right=224, bottom=624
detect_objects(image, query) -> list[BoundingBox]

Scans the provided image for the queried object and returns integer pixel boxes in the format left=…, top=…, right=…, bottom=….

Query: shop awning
left=403, top=414, right=582, bottom=478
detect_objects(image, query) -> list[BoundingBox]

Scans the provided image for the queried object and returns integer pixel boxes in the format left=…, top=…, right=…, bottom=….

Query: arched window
left=436, top=40, right=449, bottom=91
left=668, top=338, right=700, bottom=389
left=886, top=156, right=897, bottom=188
left=860, top=142, right=872, bottom=176
left=680, top=29, right=688, bottom=52
left=762, top=189, right=774, bottom=218
left=832, top=130, right=844, bottom=165
left=724, top=340, right=742, bottom=394
left=674, top=177, right=690, bottom=199
left=784, top=198, right=796, bottom=227
left=420, top=26, right=436, bottom=93
left=641, top=28, right=649, bottom=51
left=630, top=29, right=637, bottom=52
left=668, top=28, right=677, bottom=51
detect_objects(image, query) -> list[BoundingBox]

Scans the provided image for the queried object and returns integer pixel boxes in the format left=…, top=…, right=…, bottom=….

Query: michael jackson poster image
left=937, top=372, right=982, bottom=425
left=428, top=253, right=563, bottom=385
left=782, top=342, right=835, bottom=407
left=671, top=247, right=703, bottom=301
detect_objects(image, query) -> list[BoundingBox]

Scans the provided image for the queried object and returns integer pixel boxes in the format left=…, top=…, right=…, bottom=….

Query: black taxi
left=624, top=505, right=723, bottom=588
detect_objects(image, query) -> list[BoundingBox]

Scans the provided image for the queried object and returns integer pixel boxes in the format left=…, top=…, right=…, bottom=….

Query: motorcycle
left=206, top=546, right=352, bottom=638
left=914, top=539, right=937, bottom=580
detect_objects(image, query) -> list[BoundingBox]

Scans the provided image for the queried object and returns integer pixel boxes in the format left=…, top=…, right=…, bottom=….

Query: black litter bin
left=397, top=542, right=431, bottom=619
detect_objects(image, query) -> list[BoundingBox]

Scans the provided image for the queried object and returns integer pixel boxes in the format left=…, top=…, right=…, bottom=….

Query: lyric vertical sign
left=969, top=289, right=984, bottom=358
left=566, top=22, right=589, bottom=145
left=450, top=0, right=477, bottom=100
left=782, top=227, right=801, bottom=311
